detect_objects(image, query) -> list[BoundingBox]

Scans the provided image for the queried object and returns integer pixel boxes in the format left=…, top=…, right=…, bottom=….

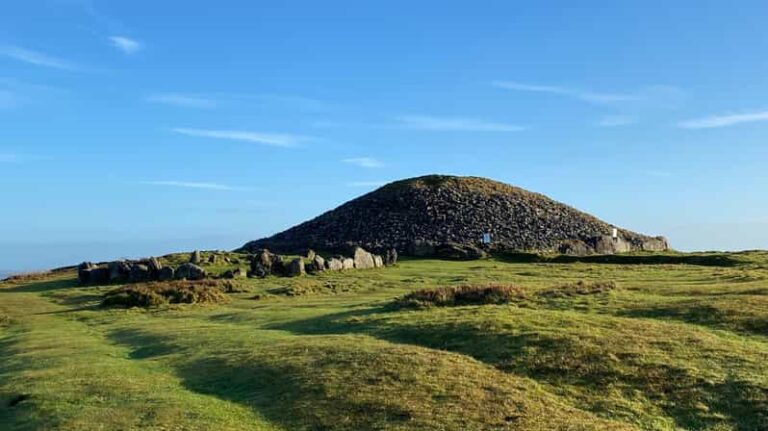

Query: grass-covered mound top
left=102, top=280, right=230, bottom=307
left=241, top=174, right=665, bottom=254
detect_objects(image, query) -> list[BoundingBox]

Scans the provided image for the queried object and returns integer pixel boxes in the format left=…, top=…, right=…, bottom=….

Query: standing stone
left=286, top=258, right=305, bottom=277
left=342, top=258, right=355, bottom=270
left=89, top=266, right=111, bottom=284
left=78, top=262, right=97, bottom=284
left=207, top=254, right=218, bottom=265
left=175, top=263, right=206, bottom=280
left=385, top=248, right=398, bottom=266
left=309, top=254, right=326, bottom=272
left=190, top=250, right=202, bottom=264
left=129, top=264, right=151, bottom=283
left=158, top=266, right=175, bottom=281
left=108, top=261, right=131, bottom=282
left=270, top=254, right=287, bottom=276
left=352, top=246, right=375, bottom=269
left=326, top=257, right=343, bottom=271
left=373, top=255, right=384, bottom=268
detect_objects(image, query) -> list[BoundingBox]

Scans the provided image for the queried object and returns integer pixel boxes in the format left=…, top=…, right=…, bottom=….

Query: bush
left=102, top=280, right=230, bottom=307
left=538, top=280, right=616, bottom=298
left=393, top=284, right=526, bottom=308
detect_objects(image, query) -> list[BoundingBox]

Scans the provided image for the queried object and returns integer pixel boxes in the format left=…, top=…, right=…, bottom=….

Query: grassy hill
left=1, top=251, right=767, bottom=430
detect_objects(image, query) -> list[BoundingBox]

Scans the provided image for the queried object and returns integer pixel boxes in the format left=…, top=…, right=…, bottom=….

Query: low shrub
left=102, top=280, right=230, bottom=307
left=538, top=280, right=616, bottom=298
left=393, top=284, right=526, bottom=308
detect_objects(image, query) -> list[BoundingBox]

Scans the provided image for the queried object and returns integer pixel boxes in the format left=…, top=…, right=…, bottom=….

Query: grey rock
left=352, top=246, right=375, bottom=269
left=190, top=250, right=202, bottom=264
left=108, top=261, right=131, bottom=282
left=435, top=243, right=486, bottom=260
left=222, top=268, right=247, bottom=279
left=78, top=262, right=97, bottom=284
left=158, top=266, right=175, bottom=281
left=129, top=264, right=151, bottom=283
left=286, top=258, right=305, bottom=277
left=385, top=248, right=398, bottom=266
left=309, top=255, right=326, bottom=272
left=342, top=258, right=355, bottom=270
left=326, top=257, right=343, bottom=271
left=175, top=263, right=206, bottom=280
left=373, top=255, right=384, bottom=268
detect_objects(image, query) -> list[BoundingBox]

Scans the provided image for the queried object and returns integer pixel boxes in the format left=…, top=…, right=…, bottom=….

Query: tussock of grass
left=394, top=284, right=526, bottom=308
left=538, top=280, right=617, bottom=298
left=102, top=280, right=230, bottom=307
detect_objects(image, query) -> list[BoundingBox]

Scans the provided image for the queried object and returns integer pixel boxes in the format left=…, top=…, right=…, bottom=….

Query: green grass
left=1, top=251, right=767, bottom=430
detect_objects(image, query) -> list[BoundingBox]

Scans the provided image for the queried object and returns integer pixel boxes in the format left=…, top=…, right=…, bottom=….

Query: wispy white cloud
left=493, top=81, right=636, bottom=104
left=0, top=45, right=77, bottom=70
left=147, top=94, right=217, bottom=109
left=348, top=181, right=388, bottom=187
left=109, top=36, right=142, bottom=54
left=172, top=127, right=310, bottom=147
left=138, top=180, right=249, bottom=191
left=598, top=115, right=637, bottom=127
left=342, top=157, right=384, bottom=168
left=678, top=110, right=768, bottom=129
left=396, top=115, right=525, bottom=132
left=0, top=154, right=22, bottom=163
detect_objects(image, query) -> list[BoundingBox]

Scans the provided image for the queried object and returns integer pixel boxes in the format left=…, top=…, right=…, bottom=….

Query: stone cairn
left=248, top=246, right=397, bottom=278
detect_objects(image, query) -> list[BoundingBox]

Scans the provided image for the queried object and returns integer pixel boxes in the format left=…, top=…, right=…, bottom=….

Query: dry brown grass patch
left=538, top=280, right=617, bottom=298
left=393, top=284, right=526, bottom=308
left=102, top=280, right=230, bottom=307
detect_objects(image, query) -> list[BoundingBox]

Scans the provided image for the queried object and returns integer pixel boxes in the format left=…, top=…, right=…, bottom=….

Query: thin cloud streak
left=138, top=181, right=249, bottom=191
left=678, top=110, right=768, bottom=129
left=147, top=94, right=217, bottom=109
left=0, top=45, right=78, bottom=70
left=598, top=115, right=637, bottom=127
left=493, top=81, right=637, bottom=104
left=109, top=36, right=142, bottom=54
left=172, top=128, right=310, bottom=147
left=396, top=115, right=525, bottom=132
left=342, top=157, right=384, bottom=168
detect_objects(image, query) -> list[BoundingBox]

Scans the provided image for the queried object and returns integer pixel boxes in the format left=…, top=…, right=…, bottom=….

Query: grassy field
left=1, top=251, right=767, bottom=430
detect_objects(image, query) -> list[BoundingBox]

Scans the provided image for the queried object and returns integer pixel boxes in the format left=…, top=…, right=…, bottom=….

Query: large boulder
left=558, top=240, right=589, bottom=256
left=108, top=261, right=131, bottom=282
left=589, top=235, right=632, bottom=254
left=190, top=250, right=202, bottom=264
left=352, top=247, right=375, bottom=269
left=129, top=264, right=152, bottom=283
left=641, top=236, right=669, bottom=251
left=309, top=255, right=326, bottom=273
left=158, top=266, right=175, bottom=281
left=435, top=243, right=486, bottom=260
left=342, top=258, right=355, bottom=270
left=270, top=254, right=287, bottom=276
left=373, top=255, right=384, bottom=268
left=175, top=263, right=207, bottom=280
left=286, top=258, right=305, bottom=277
left=326, top=257, right=344, bottom=271
left=78, top=262, right=97, bottom=284
left=89, top=266, right=111, bottom=284
left=250, top=249, right=274, bottom=277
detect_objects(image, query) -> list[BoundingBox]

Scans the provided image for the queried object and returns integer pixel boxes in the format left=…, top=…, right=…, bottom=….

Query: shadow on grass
left=1, top=278, right=78, bottom=293
left=619, top=303, right=768, bottom=337
left=272, top=308, right=768, bottom=431
left=107, top=327, right=412, bottom=431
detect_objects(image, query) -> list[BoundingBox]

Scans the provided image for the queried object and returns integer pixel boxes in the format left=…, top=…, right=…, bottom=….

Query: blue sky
left=2, top=0, right=768, bottom=271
